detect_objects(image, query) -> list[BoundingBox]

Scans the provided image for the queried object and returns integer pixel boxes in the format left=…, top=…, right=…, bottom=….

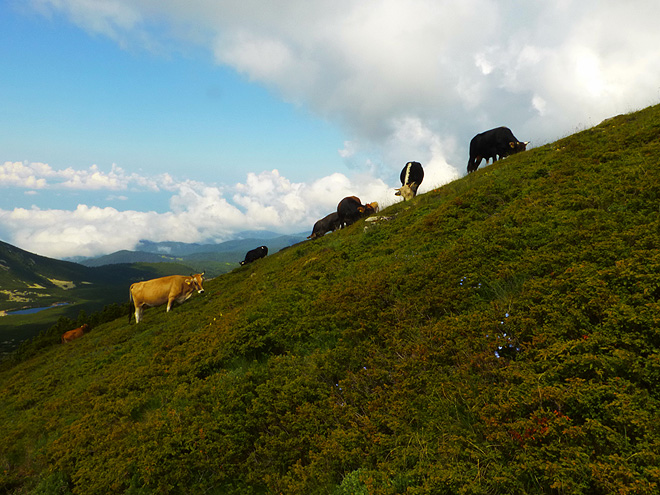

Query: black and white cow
left=395, top=161, right=424, bottom=200
left=240, top=246, right=268, bottom=265
left=467, top=127, right=528, bottom=173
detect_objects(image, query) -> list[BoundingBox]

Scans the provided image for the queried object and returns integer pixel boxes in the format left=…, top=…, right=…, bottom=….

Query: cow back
left=400, top=161, right=424, bottom=186
left=131, top=275, right=189, bottom=304
left=61, top=324, right=89, bottom=343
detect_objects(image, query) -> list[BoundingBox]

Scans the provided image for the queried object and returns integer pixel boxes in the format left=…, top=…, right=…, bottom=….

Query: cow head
left=81, top=323, right=90, bottom=333
left=509, top=141, right=529, bottom=153
left=187, top=272, right=205, bottom=293
left=395, top=182, right=419, bottom=201
left=360, top=202, right=378, bottom=216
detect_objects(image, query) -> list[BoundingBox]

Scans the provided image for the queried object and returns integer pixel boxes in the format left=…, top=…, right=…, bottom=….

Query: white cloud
left=0, top=164, right=396, bottom=258
left=0, top=162, right=48, bottom=189
left=28, top=0, right=660, bottom=170
left=0, top=161, right=184, bottom=193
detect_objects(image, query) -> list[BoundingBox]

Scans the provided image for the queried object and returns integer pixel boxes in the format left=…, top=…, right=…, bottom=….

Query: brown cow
left=129, top=272, right=205, bottom=323
left=337, top=196, right=379, bottom=228
left=61, top=324, right=90, bottom=343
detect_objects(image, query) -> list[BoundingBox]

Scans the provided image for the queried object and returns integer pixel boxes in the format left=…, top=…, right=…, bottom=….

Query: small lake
left=6, top=303, right=70, bottom=316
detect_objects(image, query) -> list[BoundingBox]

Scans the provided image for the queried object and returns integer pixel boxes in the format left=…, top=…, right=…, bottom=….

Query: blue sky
left=1, top=2, right=346, bottom=206
left=2, top=0, right=660, bottom=258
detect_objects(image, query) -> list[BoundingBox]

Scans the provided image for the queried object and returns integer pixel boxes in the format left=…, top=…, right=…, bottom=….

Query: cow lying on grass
left=61, top=324, right=90, bottom=343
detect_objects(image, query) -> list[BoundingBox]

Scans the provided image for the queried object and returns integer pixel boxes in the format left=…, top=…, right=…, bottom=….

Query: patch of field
left=0, top=290, right=33, bottom=303
left=47, top=278, right=76, bottom=290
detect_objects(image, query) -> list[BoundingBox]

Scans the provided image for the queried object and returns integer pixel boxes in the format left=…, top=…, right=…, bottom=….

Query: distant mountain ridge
left=78, top=232, right=308, bottom=267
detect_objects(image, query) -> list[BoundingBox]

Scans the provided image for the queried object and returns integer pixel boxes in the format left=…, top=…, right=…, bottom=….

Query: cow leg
left=468, top=156, right=481, bottom=173
left=135, top=306, right=143, bottom=323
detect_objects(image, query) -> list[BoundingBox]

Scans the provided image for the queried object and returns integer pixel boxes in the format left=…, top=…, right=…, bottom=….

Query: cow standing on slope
left=240, top=246, right=268, bottom=265
left=395, top=161, right=424, bottom=200
left=467, top=127, right=528, bottom=173
left=308, top=212, right=341, bottom=239
left=129, top=272, right=205, bottom=323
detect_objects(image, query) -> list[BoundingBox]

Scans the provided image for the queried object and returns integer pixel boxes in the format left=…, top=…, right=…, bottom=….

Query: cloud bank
left=0, top=161, right=404, bottom=258
left=29, top=0, right=660, bottom=160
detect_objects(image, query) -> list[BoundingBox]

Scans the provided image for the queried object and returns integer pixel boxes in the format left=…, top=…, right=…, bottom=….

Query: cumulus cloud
left=1, top=161, right=182, bottom=193
left=0, top=164, right=391, bottom=258
left=26, top=0, right=660, bottom=170
left=0, top=161, right=48, bottom=189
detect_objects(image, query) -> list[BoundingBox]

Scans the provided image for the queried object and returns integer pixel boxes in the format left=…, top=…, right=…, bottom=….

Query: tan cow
left=61, top=324, right=90, bottom=343
left=129, top=272, right=205, bottom=323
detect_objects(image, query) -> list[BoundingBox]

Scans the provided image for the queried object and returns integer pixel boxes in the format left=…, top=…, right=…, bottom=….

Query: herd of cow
left=307, top=125, right=527, bottom=239
left=60, top=126, right=527, bottom=341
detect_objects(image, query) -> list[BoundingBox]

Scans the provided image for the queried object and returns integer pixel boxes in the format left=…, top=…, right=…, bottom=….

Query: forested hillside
left=1, top=105, right=660, bottom=494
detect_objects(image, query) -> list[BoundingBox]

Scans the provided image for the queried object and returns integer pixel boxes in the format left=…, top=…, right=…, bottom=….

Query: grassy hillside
left=0, top=245, right=199, bottom=356
left=2, top=105, right=660, bottom=494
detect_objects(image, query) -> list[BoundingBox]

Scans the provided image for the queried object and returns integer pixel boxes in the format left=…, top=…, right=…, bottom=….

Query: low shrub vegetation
left=2, top=105, right=660, bottom=493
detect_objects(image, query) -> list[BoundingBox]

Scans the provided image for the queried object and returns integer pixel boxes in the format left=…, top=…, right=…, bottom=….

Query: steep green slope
left=0, top=240, right=200, bottom=356
left=2, top=105, right=660, bottom=494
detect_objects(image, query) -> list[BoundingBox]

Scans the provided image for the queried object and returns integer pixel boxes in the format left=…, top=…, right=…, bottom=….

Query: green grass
left=2, top=105, right=660, bottom=494
left=0, top=262, right=203, bottom=356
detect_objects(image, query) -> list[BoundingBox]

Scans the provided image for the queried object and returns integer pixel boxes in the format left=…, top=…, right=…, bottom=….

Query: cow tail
left=128, top=289, right=134, bottom=324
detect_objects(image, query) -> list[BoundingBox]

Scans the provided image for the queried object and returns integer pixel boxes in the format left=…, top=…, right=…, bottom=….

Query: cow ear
left=509, top=141, right=516, bottom=148
left=186, top=279, right=192, bottom=285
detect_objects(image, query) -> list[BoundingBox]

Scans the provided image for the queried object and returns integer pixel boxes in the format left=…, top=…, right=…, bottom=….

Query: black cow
left=467, top=127, right=528, bottom=173
left=337, top=196, right=378, bottom=228
left=240, top=245, right=268, bottom=265
left=308, top=212, right=341, bottom=240
left=395, top=161, right=424, bottom=200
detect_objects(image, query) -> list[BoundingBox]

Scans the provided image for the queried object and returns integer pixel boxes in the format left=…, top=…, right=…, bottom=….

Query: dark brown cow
left=337, top=196, right=379, bottom=228
left=129, top=272, right=205, bottom=323
left=240, top=246, right=268, bottom=265
left=61, top=324, right=90, bottom=343
left=308, top=212, right=341, bottom=239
